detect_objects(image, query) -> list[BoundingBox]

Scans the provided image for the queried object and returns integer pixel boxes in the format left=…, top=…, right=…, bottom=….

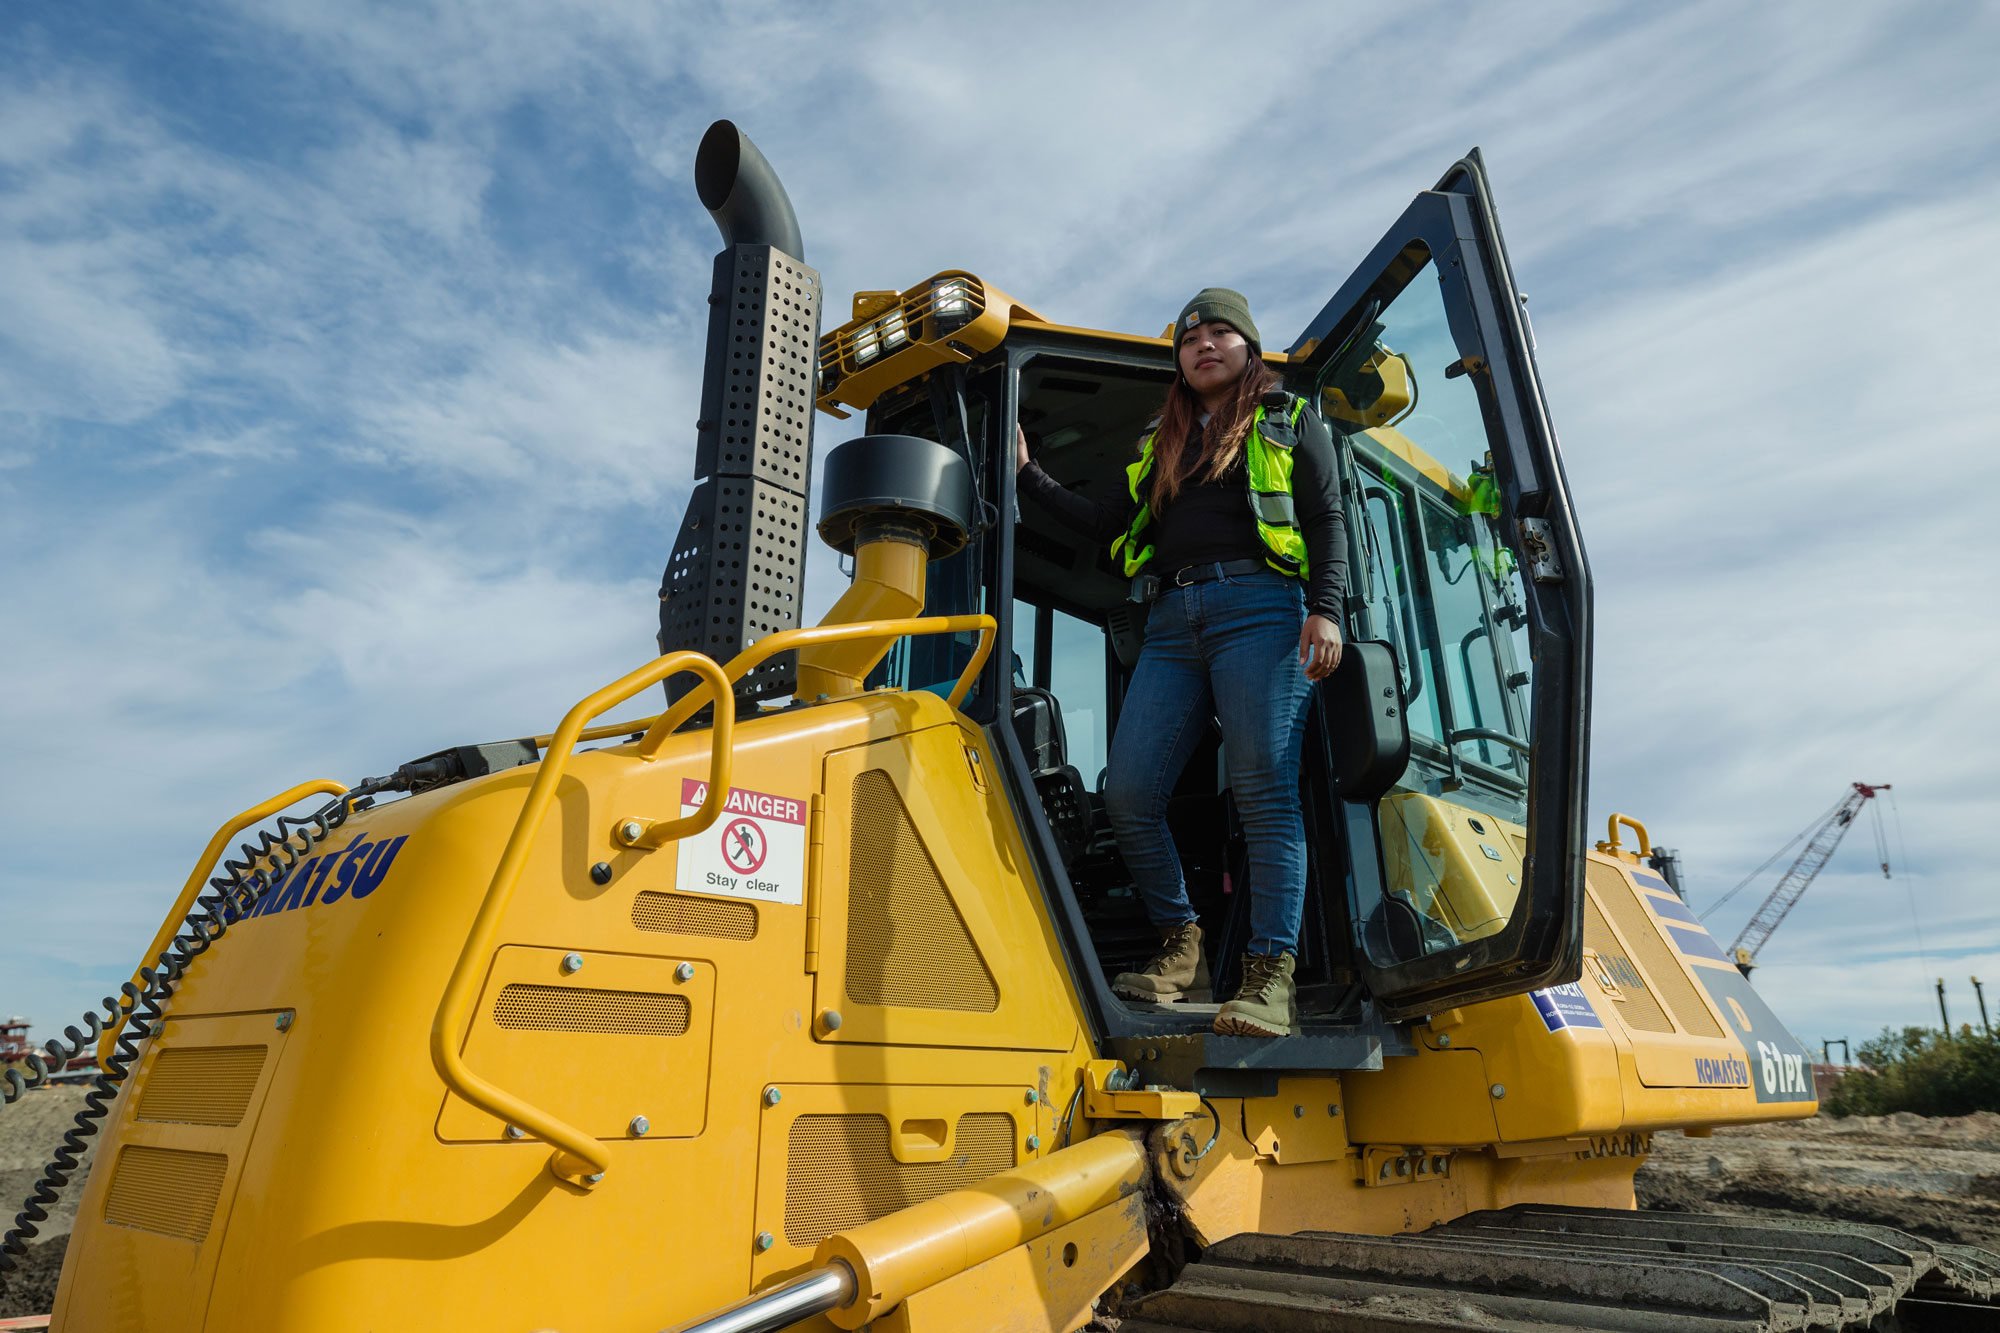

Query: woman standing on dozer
left=1016, top=288, right=1348, bottom=1038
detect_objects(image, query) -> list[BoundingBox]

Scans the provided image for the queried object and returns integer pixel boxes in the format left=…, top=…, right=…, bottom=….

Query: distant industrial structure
left=1, top=1015, right=94, bottom=1087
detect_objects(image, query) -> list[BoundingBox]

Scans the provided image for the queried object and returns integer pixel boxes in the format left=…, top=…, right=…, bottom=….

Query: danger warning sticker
left=674, top=779, right=807, bottom=907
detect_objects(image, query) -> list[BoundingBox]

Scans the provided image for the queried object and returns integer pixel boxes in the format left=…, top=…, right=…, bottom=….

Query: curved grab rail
left=96, top=778, right=351, bottom=1068
left=1602, top=812, right=1652, bottom=856
left=431, top=650, right=733, bottom=1186
left=536, top=608, right=996, bottom=748
left=637, top=614, right=998, bottom=758
left=1449, top=726, right=1530, bottom=757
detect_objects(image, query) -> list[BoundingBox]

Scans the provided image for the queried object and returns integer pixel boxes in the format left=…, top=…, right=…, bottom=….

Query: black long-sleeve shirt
left=1018, top=406, right=1349, bottom=621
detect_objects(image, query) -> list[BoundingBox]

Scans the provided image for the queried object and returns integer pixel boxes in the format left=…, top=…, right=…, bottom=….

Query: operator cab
left=820, top=152, right=1590, bottom=1058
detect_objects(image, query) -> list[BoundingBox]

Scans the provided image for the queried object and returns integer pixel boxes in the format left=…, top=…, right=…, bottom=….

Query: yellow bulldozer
left=4, top=121, right=1995, bottom=1332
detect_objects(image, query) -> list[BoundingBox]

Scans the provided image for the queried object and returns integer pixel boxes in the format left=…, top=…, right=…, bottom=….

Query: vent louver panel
left=784, top=1112, right=1015, bottom=1247
left=1587, top=862, right=1724, bottom=1038
left=844, top=768, right=997, bottom=1012
left=632, top=891, right=758, bottom=940
left=492, top=984, right=690, bottom=1035
left=103, top=1145, right=229, bottom=1242
left=135, top=1045, right=267, bottom=1127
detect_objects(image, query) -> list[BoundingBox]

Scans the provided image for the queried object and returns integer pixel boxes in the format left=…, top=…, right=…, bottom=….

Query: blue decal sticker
left=1664, top=923, right=1732, bottom=962
left=1645, top=895, right=1701, bottom=926
left=1531, top=982, right=1605, bottom=1033
left=1631, top=870, right=1675, bottom=895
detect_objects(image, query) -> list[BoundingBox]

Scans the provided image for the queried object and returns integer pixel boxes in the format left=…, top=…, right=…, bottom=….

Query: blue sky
left=4, top=2, right=1998, bottom=1056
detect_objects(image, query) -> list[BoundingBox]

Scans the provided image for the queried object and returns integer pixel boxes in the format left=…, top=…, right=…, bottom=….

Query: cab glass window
left=1321, top=252, right=1536, bottom=966
left=1048, top=609, right=1109, bottom=788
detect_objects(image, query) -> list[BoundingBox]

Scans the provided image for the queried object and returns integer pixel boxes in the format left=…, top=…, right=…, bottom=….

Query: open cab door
left=1285, top=150, right=1591, bottom=1020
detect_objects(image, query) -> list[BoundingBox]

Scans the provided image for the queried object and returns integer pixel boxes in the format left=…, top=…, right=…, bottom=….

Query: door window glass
left=1419, top=493, right=1526, bottom=782
left=1352, top=476, right=1442, bottom=743
left=1322, top=254, right=1535, bottom=966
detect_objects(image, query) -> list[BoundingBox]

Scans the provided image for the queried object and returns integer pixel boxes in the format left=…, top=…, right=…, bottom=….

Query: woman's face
left=1178, top=319, right=1250, bottom=399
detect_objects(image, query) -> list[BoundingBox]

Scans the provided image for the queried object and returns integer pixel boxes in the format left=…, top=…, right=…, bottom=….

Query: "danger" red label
left=680, top=780, right=806, bottom=826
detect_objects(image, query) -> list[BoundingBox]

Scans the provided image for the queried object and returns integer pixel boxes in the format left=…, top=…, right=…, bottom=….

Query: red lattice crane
left=1721, top=782, right=1891, bottom=974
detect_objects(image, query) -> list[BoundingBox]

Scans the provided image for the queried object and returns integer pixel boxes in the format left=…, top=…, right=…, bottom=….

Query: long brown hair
left=1145, top=353, right=1281, bottom=508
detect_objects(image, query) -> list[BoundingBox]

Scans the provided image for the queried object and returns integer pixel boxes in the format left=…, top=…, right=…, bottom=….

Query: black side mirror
left=1318, top=640, right=1410, bottom=800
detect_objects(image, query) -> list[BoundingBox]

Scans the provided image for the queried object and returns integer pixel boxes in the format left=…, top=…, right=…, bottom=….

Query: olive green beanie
left=1174, top=287, right=1260, bottom=353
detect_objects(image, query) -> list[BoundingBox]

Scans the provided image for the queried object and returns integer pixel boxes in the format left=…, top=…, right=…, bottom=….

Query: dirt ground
left=1635, top=1108, right=2000, bottom=1249
left=0, top=1087, right=96, bottom=1321
left=4, top=1090, right=1998, bottom=1320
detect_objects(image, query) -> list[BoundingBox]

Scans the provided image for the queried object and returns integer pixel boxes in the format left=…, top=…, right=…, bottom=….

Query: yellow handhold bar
left=534, top=613, right=998, bottom=753
left=637, top=613, right=997, bottom=755
left=431, top=649, right=733, bottom=1187
left=96, top=778, right=351, bottom=1069
left=1603, top=812, right=1652, bottom=856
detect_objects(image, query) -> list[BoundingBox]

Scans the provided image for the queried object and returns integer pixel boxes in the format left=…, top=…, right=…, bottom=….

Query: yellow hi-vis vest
left=1110, top=395, right=1311, bottom=579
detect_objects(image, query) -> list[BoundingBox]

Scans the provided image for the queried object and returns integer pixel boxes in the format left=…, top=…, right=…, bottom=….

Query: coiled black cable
left=0, top=776, right=397, bottom=1284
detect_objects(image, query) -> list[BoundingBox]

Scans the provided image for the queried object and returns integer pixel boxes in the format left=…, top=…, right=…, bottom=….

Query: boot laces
left=1240, top=953, right=1285, bottom=1001
left=1143, top=922, right=1199, bottom=976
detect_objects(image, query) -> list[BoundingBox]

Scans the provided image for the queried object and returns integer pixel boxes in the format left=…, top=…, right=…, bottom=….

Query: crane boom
left=1729, top=781, right=1889, bottom=971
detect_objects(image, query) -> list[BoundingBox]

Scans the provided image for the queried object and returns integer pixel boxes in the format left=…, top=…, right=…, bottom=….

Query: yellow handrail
left=1602, top=812, right=1652, bottom=856
left=532, top=716, right=662, bottom=749
left=96, top=778, right=351, bottom=1068
left=637, top=614, right=998, bottom=757
left=540, top=614, right=999, bottom=754
left=431, top=650, right=733, bottom=1186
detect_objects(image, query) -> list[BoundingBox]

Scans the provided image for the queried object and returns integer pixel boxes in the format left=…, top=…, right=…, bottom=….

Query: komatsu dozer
left=7, top=121, right=1997, bottom=1333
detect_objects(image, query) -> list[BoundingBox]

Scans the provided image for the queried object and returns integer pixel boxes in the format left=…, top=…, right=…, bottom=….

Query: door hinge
left=1519, top=517, right=1565, bottom=583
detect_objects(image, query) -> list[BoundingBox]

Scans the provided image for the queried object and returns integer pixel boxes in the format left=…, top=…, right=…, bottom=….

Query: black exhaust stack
left=658, top=121, right=822, bottom=706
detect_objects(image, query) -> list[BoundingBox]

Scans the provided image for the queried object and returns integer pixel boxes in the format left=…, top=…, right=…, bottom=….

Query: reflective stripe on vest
left=1112, top=396, right=1310, bottom=579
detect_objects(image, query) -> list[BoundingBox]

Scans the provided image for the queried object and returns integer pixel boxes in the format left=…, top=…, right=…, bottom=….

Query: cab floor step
left=1127, top=1205, right=2000, bottom=1333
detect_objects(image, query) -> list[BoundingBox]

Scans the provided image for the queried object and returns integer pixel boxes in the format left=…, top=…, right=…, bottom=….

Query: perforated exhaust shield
left=659, top=243, right=821, bottom=704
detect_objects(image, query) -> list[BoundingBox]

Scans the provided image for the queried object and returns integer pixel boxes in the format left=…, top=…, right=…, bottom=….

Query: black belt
left=1129, top=558, right=1268, bottom=603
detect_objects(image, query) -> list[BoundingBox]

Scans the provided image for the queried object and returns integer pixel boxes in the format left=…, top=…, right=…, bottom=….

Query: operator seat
left=1009, top=686, right=1091, bottom=868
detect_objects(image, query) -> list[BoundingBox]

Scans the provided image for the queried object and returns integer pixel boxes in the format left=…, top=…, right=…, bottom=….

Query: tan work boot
left=1214, top=952, right=1297, bottom=1037
left=1112, top=922, right=1210, bottom=1004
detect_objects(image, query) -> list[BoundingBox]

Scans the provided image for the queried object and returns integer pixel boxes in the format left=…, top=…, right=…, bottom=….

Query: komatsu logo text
left=250, top=834, right=410, bottom=917
left=1694, top=1055, right=1749, bottom=1086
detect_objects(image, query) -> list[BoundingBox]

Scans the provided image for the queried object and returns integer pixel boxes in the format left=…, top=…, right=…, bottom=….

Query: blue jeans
left=1104, top=567, right=1315, bottom=957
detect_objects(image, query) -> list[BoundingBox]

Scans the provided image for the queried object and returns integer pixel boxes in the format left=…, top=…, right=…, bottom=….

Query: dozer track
left=1123, top=1205, right=2000, bottom=1332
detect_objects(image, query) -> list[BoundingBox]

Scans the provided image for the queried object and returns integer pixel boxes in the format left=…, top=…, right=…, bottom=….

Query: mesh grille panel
left=492, top=984, right=690, bottom=1035
left=632, top=891, right=758, bottom=940
left=1583, top=895, right=1674, bottom=1034
left=784, top=1112, right=1016, bottom=1246
left=845, top=769, right=997, bottom=1012
left=103, top=1145, right=228, bottom=1242
left=1589, top=862, right=1725, bottom=1038
left=135, top=1045, right=267, bottom=1127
